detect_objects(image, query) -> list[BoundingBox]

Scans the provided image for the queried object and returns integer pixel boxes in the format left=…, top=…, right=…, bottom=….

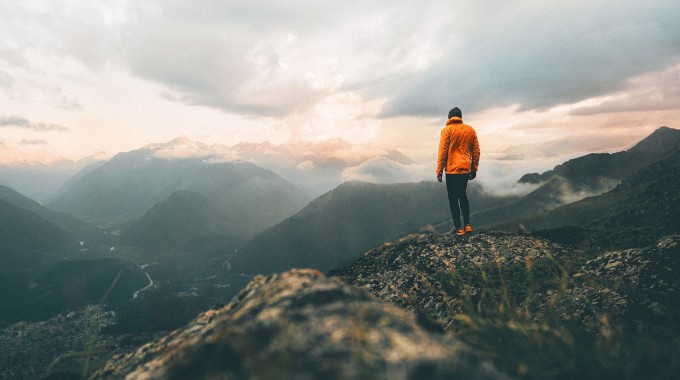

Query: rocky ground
left=334, top=232, right=680, bottom=378
left=91, top=269, right=507, bottom=380
left=333, top=232, right=571, bottom=330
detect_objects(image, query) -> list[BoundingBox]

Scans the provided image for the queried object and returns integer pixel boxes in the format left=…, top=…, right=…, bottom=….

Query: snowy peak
left=143, top=137, right=239, bottom=161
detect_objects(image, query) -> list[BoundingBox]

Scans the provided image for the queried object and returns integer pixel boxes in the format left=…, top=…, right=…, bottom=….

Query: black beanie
left=448, top=107, right=462, bottom=119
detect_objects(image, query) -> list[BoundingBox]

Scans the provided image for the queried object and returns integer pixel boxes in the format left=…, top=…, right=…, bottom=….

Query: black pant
left=446, top=174, right=470, bottom=229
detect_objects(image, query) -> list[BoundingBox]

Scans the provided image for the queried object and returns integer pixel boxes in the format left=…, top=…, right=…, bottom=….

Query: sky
left=1, top=0, right=679, bottom=179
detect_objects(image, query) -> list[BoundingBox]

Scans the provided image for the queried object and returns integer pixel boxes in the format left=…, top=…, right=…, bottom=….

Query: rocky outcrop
left=334, top=232, right=680, bottom=378
left=334, top=232, right=569, bottom=330
left=540, top=235, right=680, bottom=330
left=92, top=269, right=506, bottom=379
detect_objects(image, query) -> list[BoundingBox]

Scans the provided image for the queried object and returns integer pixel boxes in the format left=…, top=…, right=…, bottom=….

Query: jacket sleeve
left=470, top=131, right=480, bottom=172
left=436, top=127, right=449, bottom=175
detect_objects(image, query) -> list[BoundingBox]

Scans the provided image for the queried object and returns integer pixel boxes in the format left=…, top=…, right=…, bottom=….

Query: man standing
left=436, top=107, right=480, bottom=236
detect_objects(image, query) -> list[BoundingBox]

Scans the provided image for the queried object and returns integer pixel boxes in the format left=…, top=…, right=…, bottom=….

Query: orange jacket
left=436, top=117, right=480, bottom=175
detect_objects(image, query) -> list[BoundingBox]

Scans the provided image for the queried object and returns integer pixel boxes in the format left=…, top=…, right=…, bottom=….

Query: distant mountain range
left=230, top=127, right=679, bottom=276
left=472, top=126, right=680, bottom=228
left=499, top=147, right=680, bottom=248
left=518, top=127, right=680, bottom=188
left=47, top=146, right=311, bottom=242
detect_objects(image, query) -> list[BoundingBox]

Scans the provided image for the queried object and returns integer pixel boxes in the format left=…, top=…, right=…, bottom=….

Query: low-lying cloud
left=341, top=156, right=413, bottom=183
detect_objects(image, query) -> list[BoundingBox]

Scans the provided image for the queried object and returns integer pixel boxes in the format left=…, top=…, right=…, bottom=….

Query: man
left=436, top=107, right=480, bottom=236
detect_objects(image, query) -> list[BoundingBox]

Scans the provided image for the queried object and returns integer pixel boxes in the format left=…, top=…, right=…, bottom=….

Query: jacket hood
left=446, top=116, right=463, bottom=126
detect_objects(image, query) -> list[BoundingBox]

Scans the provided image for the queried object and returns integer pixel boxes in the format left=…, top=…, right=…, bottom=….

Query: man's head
left=448, top=107, right=462, bottom=119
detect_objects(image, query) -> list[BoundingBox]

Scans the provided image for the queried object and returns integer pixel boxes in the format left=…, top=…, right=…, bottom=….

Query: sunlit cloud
left=0, top=0, right=678, bottom=168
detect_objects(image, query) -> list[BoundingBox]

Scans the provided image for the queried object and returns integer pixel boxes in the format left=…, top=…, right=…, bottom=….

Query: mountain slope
left=0, top=185, right=91, bottom=236
left=47, top=148, right=310, bottom=233
left=230, top=180, right=512, bottom=275
left=0, top=198, right=73, bottom=279
left=0, top=195, right=82, bottom=325
left=124, top=190, right=246, bottom=251
left=473, top=127, right=680, bottom=228
left=492, top=148, right=680, bottom=248
left=519, top=126, right=680, bottom=187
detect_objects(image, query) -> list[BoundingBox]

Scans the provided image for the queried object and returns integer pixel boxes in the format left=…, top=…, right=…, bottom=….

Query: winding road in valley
left=133, top=264, right=155, bottom=300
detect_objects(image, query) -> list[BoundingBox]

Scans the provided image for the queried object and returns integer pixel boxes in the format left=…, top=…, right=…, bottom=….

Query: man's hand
left=437, top=173, right=442, bottom=182
left=468, top=171, right=476, bottom=180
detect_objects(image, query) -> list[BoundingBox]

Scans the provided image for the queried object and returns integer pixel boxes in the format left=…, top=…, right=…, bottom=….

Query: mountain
left=0, top=197, right=74, bottom=282
left=47, top=145, right=310, bottom=233
left=473, top=127, right=680, bottom=228
left=495, top=148, right=680, bottom=248
left=230, top=180, right=513, bottom=275
left=0, top=185, right=93, bottom=237
left=334, top=232, right=680, bottom=378
left=0, top=185, right=148, bottom=325
left=0, top=185, right=91, bottom=285
left=518, top=126, right=680, bottom=188
left=92, top=269, right=505, bottom=380
left=124, top=190, right=246, bottom=251
left=47, top=159, right=107, bottom=201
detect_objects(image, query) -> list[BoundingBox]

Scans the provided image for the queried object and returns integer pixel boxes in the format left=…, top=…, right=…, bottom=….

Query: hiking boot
left=464, top=225, right=473, bottom=233
left=456, top=228, right=466, bottom=236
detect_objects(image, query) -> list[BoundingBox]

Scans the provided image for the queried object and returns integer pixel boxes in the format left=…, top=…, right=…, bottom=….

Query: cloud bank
left=4, top=1, right=678, bottom=119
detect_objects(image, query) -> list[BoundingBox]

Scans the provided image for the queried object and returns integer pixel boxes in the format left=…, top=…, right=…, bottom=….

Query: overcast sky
left=1, top=0, right=679, bottom=171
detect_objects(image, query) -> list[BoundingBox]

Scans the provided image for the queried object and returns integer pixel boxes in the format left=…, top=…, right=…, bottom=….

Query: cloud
left=496, top=134, right=638, bottom=161
left=2, top=0, right=679, bottom=125
left=342, top=156, right=412, bottom=183
left=570, top=63, right=680, bottom=116
left=377, top=1, right=680, bottom=117
left=0, top=116, right=68, bottom=132
left=120, top=1, right=343, bottom=116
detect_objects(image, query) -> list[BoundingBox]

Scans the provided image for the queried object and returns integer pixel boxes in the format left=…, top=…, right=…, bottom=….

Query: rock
left=569, top=235, right=680, bottom=327
left=92, top=269, right=507, bottom=379
left=334, top=232, right=568, bottom=330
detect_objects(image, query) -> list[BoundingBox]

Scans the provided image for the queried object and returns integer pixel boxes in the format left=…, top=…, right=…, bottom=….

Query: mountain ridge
left=229, top=180, right=514, bottom=275
left=47, top=149, right=310, bottom=232
left=518, top=126, right=680, bottom=186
